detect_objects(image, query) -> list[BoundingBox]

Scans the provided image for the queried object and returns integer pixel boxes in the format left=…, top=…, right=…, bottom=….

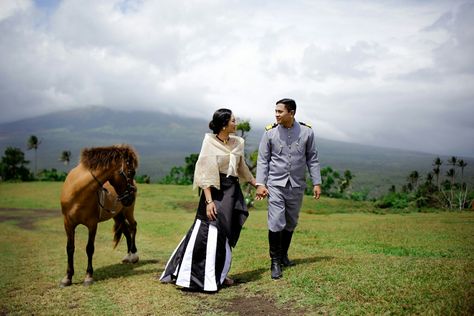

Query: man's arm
left=306, top=130, right=322, bottom=196
left=256, top=132, right=271, bottom=185
left=256, top=132, right=271, bottom=199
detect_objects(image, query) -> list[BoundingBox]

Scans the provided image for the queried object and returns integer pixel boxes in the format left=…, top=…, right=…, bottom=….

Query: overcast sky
left=1, top=0, right=473, bottom=156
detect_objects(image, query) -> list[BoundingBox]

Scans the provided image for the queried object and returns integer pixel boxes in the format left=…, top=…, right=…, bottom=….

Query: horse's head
left=81, top=144, right=139, bottom=207
left=110, top=147, right=139, bottom=207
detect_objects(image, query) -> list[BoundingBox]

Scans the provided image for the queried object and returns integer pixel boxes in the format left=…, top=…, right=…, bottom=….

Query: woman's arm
left=203, top=187, right=217, bottom=221
left=249, top=178, right=257, bottom=188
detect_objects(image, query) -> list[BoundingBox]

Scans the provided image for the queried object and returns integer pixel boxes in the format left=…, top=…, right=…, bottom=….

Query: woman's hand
left=206, top=202, right=217, bottom=221
left=255, top=185, right=268, bottom=200
left=250, top=179, right=258, bottom=189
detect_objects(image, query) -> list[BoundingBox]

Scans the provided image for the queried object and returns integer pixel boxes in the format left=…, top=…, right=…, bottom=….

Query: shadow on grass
left=232, top=268, right=267, bottom=284
left=93, top=259, right=159, bottom=281
left=232, top=256, right=333, bottom=284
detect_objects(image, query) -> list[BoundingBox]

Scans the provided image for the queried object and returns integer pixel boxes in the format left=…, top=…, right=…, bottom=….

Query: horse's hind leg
left=84, top=223, right=97, bottom=286
left=60, top=220, right=76, bottom=287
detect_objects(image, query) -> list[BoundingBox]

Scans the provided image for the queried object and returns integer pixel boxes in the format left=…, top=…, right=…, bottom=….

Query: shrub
left=37, top=168, right=67, bottom=181
left=375, top=192, right=409, bottom=209
left=136, top=174, right=151, bottom=184
left=350, top=190, right=369, bottom=201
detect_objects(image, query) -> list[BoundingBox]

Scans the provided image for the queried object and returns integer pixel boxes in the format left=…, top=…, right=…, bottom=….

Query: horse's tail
left=113, top=212, right=127, bottom=249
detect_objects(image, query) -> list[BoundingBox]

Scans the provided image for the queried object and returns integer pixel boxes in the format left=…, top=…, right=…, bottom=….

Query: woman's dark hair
left=209, top=108, right=232, bottom=134
left=276, top=98, right=297, bottom=114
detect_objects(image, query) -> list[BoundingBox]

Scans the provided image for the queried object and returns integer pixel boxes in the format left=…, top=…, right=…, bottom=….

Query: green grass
left=0, top=182, right=473, bottom=315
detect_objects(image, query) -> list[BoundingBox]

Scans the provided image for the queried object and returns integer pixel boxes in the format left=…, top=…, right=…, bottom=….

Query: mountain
left=0, top=106, right=209, bottom=179
left=1, top=107, right=472, bottom=197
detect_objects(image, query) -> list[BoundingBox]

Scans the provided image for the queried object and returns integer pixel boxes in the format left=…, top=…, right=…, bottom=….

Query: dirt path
left=0, top=208, right=60, bottom=230
left=221, top=295, right=306, bottom=315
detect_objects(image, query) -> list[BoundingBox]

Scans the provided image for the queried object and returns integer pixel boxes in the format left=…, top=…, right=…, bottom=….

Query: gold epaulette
left=265, top=123, right=278, bottom=131
left=299, top=121, right=312, bottom=128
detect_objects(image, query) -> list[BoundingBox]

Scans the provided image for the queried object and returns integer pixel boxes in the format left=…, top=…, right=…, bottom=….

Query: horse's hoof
left=130, top=252, right=139, bottom=263
left=59, top=277, right=72, bottom=288
left=122, top=252, right=139, bottom=264
left=83, top=276, right=94, bottom=286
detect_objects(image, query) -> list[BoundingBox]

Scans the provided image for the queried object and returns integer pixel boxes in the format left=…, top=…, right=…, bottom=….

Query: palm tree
left=425, top=172, right=433, bottom=185
left=457, top=159, right=467, bottom=182
left=27, top=135, right=41, bottom=175
left=447, top=157, right=458, bottom=185
left=408, top=170, right=419, bottom=188
left=60, top=150, right=71, bottom=166
left=432, top=157, right=443, bottom=190
left=447, top=156, right=457, bottom=168
left=446, top=168, right=456, bottom=187
left=433, top=157, right=443, bottom=167
left=456, top=159, right=469, bottom=207
left=445, top=168, right=456, bottom=209
left=432, top=167, right=440, bottom=190
left=401, top=184, right=408, bottom=193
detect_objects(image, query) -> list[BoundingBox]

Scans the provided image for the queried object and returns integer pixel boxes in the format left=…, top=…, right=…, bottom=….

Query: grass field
left=0, top=182, right=473, bottom=315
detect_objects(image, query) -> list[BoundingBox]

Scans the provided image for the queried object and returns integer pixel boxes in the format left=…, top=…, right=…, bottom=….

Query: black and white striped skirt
left=160, top=175, right=248, bottom=292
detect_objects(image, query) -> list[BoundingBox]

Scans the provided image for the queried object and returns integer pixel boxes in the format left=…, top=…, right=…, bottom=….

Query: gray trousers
left=267, top=183, right=304, bottom=232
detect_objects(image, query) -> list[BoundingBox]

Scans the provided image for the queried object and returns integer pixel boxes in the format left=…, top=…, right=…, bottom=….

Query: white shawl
left=193, top=133, right=247, bottom=190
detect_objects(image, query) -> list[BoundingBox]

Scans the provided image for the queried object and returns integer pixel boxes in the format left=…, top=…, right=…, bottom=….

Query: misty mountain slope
left=1, top=107, right=472, bottom=196
left=0, top=107, right=208, bottom=176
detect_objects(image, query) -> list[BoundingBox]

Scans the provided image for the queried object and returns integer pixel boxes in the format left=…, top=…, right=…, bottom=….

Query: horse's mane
left=80, top=144, right=139, bottom=171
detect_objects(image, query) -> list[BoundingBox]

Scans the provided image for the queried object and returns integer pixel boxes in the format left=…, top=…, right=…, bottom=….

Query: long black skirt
left=160, top=174, right=249, bottom=292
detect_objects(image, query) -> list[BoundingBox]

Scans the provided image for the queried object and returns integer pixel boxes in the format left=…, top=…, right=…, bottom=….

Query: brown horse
left=59, top=144, right=139, bottom=287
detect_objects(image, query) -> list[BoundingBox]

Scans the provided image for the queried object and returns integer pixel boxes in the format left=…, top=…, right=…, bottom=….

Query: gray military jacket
left=256, top=121, right=321, bottom=188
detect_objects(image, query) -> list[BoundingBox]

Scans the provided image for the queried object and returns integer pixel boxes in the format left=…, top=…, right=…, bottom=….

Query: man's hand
left=255, top=185, right=269, bottom=200
left=313, top=185, right=321, bottom=199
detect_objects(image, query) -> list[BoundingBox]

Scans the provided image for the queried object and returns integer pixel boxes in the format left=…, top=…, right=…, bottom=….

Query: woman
left=160, top=108, right=257, bottom=292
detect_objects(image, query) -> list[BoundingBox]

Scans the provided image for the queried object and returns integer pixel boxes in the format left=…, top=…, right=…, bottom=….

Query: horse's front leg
left=122, top=210, right=139, bottom=264
left=84, top=223, right=97, bottom=286
left=60, top=220, right=76, bottom=287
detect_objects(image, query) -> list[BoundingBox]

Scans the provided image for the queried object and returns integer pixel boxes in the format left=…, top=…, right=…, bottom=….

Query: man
left=256, top=98, right=321, bottom=280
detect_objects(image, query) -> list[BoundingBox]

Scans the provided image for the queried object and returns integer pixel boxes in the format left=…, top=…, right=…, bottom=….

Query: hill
left=1, top=106, right=472, bottom=196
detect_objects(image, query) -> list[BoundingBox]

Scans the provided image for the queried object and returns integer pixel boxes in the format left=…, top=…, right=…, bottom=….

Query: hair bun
left=209, top=121, right=215, bottom=131
left=209, top=108, right=232, bottom=134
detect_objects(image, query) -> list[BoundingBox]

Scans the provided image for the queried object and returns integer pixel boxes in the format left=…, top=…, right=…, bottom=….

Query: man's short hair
left=276, top=98, right=297, bottom=114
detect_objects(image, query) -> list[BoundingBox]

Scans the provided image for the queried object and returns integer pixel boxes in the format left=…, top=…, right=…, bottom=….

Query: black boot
left=268, top=230, right=282, bottom=279
left=281, top=230, right=295, bottom=267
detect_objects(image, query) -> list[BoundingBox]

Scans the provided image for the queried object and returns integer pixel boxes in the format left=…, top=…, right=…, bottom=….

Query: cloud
left=0, top=0, right=473, bottom=157
left=429, top=2, right=474, bottom=74
left=0, top=0, right=32, bottom=21
left=302, top=41, right=385, bottom=80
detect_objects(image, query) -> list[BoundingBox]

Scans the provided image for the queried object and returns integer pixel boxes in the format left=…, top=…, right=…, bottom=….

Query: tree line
left=0, top=135, right=73, bottom=181
left=1, top=132, right=472, bottom=211
left=158, top=120, right=472, bottom=211
left=0, top=135, right=150, bottom=183
left=376, top=156, right=472, bottom=210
